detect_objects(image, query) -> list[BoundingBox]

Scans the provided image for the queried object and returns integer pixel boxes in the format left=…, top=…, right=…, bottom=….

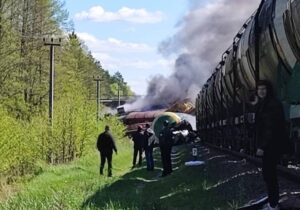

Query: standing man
left=131, top=126, right=144, bottom=168
left=97, top=125, right=117, bottom=177
left=254, top=80, right=288, bottom=210
left=159, top=120, right=174, bottom=177
left=143, top=123, right=155, bottom=171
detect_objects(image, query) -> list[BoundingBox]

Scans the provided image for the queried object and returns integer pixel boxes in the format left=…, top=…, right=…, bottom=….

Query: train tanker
left=196, top=0, right=300, bottom=157
left=119, top=98, right=195, bottom=133
left=118, top=99, right=196, bottom=144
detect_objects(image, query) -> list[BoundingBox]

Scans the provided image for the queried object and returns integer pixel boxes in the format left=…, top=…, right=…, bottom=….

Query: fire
left=167, top=98, right=195, bottom=114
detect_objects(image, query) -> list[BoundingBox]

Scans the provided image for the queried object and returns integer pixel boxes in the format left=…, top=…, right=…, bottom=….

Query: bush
left=0, top=96, right=128, bottom=180
left=0, top=107, right=37, bottom=177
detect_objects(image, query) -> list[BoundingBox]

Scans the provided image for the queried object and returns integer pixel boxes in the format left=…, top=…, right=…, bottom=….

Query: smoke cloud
left=126, top=0, right=260, bottom=112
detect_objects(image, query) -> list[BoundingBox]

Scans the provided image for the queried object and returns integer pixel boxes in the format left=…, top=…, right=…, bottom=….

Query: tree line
left=0, top=0, right=132, bottom=180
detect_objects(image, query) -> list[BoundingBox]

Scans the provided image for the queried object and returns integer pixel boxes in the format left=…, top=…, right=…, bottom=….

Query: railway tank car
left=196, top=0, right=300, bottom=157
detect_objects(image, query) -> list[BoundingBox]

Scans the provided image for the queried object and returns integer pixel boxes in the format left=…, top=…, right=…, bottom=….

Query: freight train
left=196, top=0, right=300, bottom=158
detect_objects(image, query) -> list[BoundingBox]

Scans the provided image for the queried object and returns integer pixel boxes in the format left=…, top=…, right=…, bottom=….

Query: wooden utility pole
left=0, top=0, right=2, bottom=36
left=93, top=76, right=102, bottom=121
left=43, top=37, right=61, bottom=125
left=117, top=81, right=121, bottom=107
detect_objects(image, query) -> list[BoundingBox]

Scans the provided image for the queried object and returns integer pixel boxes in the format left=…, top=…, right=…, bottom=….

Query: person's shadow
left=81, top=146, right=189, bottom=210
left=81, top=167, right=161, bottom=209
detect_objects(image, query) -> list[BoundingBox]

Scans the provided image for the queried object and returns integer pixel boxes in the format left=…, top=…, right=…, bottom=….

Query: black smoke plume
left=126, top=0, right=260, bottom=112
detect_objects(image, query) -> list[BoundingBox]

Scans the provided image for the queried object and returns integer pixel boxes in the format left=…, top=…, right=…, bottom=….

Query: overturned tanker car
left=118, top=99, right=197, bottom=144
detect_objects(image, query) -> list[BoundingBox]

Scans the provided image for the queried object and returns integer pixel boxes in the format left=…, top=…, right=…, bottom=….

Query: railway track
left=191, top=142, right=300, bottom=209
left=203, top=142, right=300, bottom=185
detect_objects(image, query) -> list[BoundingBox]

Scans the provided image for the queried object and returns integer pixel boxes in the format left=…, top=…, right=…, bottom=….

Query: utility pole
left=0, top=0, right=2, bottom=36
left=117, top=81, right=121, bottom=107
left=93, top=76, right=102, bottom=120
left=43, top=37, right=61, bottom=125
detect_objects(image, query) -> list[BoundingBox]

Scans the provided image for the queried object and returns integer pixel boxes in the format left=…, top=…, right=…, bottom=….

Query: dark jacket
left=159, top=127, right=173, bottom=148
left=143, top=129, right=154, bottom=150
left=256, top=97, right=288, bottom=155
left=132, top=131, right=144, bottom=149
left=97, top=131, right=117, bottom=154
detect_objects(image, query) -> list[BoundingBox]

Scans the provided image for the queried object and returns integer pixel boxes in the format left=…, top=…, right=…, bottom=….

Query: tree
left=0, top=1, right=134, bottom=176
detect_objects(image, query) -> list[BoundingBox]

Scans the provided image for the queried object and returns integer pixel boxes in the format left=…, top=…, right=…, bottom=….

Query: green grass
left=0, top=141, right=239, bottom=210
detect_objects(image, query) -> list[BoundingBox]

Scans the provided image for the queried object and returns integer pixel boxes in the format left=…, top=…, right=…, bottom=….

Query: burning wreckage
left=117, top=99, right=197, bottom=145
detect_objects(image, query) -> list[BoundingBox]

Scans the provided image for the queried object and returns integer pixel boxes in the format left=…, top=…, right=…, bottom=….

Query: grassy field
left=0, top=139, right=240, bottom=210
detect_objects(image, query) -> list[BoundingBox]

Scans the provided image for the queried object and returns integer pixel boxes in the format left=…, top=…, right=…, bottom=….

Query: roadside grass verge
left=0, top=142, right=242, bottom=210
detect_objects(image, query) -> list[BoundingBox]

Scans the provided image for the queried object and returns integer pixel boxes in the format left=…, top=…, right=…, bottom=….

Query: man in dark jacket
left=143, top=123, right=155, bottom=171
left=131, top=126, right=144, bottom=168
left=255, top=80, right=288, bottom=210
left=159, top=120, right=174, bottom=177
left=97, top=125, right=117, bottom=177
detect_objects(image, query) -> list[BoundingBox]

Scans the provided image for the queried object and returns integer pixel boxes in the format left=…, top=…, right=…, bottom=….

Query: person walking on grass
left=159, top=120, right=174, bottom=177
left=131, top=126, right=144, bottom=168
left=143, top=123, right=155, bottom=171
left=96, top=125, right=117, bottom=177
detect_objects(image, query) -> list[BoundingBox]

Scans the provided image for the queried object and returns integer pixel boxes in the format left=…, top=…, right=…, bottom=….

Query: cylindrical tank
left=123, top=109, right=165, bottom=133
left=151, top=112, right=196, bottom=139
left=197, top=0, right=300, bottom=123
left=151, top=112, right=181, bottom=138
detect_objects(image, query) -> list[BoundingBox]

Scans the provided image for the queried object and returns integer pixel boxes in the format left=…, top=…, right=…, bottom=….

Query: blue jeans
left=145, top=147, right=154, bottom=170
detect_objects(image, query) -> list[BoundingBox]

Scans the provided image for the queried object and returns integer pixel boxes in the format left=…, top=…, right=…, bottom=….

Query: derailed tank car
left=122, top=109, right=165, bottom=134
left=196, top=0, right=300, bottom=158
left=151, top=112, right=197, bottom=145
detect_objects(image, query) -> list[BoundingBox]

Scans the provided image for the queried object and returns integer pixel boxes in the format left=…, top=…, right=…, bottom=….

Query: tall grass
left=1, top=143, right=240, bottom=210
left=0, top=131, right=132, bottom=210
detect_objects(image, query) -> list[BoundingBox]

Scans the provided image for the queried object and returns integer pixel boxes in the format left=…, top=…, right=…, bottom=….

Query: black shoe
left=160, top=172, right=168, bottom=177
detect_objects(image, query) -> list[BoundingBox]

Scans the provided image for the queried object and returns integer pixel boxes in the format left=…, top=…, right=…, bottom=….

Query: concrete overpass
left=98, top=96, right=138, bottom=108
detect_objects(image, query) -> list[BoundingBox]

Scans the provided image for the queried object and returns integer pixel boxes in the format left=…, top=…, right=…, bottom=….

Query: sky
left=64, top=0, right=260, bottom=110
left=64, top=0, right=189, bottom=96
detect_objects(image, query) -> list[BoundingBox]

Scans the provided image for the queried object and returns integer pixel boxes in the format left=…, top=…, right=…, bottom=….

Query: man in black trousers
left=131, top=126, right=144, bottom=168
left=254, top=80, right=290, bottom=210
left=159, top=120, right=174, bottom=177
left=97, top=125, right=117, bottom=177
